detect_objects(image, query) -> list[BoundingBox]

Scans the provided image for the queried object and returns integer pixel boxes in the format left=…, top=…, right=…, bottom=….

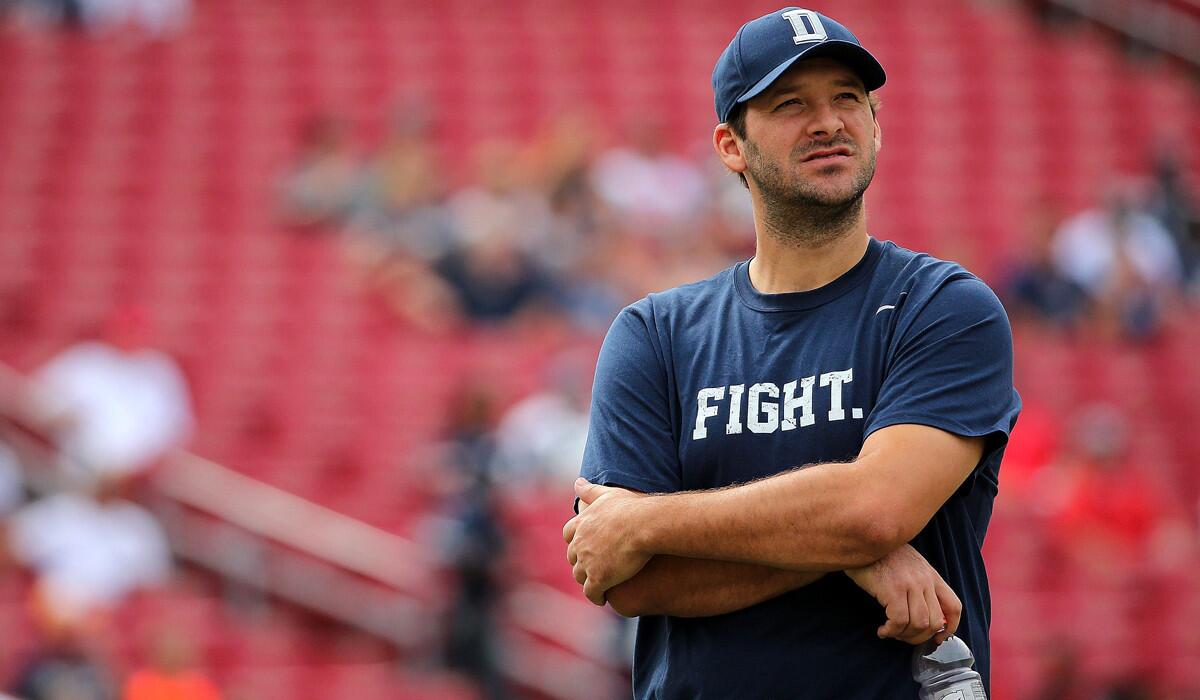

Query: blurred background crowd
left=0, top=0, right=1198, bottom=698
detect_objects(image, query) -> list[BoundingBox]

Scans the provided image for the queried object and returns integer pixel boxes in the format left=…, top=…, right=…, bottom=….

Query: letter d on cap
left=781, top=9, right=827, bottom=44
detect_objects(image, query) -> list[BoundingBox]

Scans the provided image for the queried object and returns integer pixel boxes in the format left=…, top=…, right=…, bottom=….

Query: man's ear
left=873, top=114, right=882, bottom=153
left=714, top=123, right=748, bottom=176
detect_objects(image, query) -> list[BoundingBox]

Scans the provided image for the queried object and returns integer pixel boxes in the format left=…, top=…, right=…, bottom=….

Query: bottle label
left=936, top=680, right=988, bottom=700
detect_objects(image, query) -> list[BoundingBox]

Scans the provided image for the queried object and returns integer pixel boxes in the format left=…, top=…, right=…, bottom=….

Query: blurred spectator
left=1147, top=147, right=1199, bottom=290
left=430, top=142, right=558, bottom=323
left=441, top=471, right=508, bottom=700
left=277, top=115, right=363, bottom=234
left=710, top=158, right=757, bottom=237
left=657, top=215, right=750, bottom=290
left=4, top=475, right=172, bottom=628
left=993, top=398, right=1062, bottom=508
left=1100, top=677, right=1163, bottom=700
left=9, top=624, right=115, bottom=700
left=0, top=443, right=27, bottom=517
left=1, top=0, right=83, bottom=27
left=24, top=306, right=192, bottom=484
left=1030, top=641, right=1087, bottom=700
left=450, top=142, right=552, bottom=257
left=334, top=107, right=466, bottom=331
left=78, top=0, right=189, bottom=36
left=285, top=106, right=750, bottom=332
left=523, top=115, right=605, bottom=276
left=6, top=0, right=191, bottom=35
left=1035, top=404, right=1193, bottom=583
left=433, top=384, right=509, bottom=697
left=1051, top=181, right=1183, bottom=339
left=354, top=253, right=462, bottom=333
left=553, top=224, right=657, bottom=332
left=590, top=120, right=706, bottom=232
left=494, top=351, right=592, bottom=485
left=350, top=105, right=451, bottom=260
left=121, top=626, right=221, bottom=700
left=434, top=235, right=555, bottom=323
left=440, top=385, right=502, bottom=484
left=555, top=253, right=630, bottom=332
left=1004, top=203, right=1089, bottom=329
left=580, top=226, right=669, bottom=310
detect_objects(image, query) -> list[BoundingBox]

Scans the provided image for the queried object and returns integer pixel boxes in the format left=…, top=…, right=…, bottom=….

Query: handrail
left=1, top=361, right=624, bottom=698
left=506, top=581, right=625, bottom=667
left=1044, top=0, right=1200, bottom=66
left=154, top=452, right=433, bottom=593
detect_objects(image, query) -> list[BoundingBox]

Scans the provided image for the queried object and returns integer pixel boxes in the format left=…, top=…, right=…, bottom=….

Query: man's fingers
left=878, top=600, right=909, bottom=640
left=921, top=585, right=940, bottom=648
left=572, top=561, right=587, bottom=585
left=934, top=578, right=962, bottom=644
left=574, top=478, right=607, bottom=505
left=920, top=585, right=943, bottom=644
left=901, top=586, right=931, bottom=642
left=563, top=517, right=578, bottom=544
left=583, top=578, right=607, bottom=606
left=566, top=542, right=578, bottom=567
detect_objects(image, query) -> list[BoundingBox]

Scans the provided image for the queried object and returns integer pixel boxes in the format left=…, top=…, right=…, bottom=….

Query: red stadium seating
left=2, top=1, right=1199, bottom=697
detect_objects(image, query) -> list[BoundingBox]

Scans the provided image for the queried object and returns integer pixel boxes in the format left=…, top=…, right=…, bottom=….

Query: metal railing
left=1044, top=0, right=1200, bottom=67
left=0, top=361, right=623, bottom=700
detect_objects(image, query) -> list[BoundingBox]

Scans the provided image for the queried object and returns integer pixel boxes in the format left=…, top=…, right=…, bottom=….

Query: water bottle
left=911, top=635, right=987, bottom=700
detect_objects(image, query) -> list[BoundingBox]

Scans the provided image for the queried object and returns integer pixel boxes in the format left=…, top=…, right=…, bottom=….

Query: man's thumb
left=575, top=478, right=604, bottom=503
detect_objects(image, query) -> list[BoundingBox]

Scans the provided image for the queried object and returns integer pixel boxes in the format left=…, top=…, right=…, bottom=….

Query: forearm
left=605, top=555, right=823, bottom=618
left=568, top=426, right=981, bottom=606
left=633, top=458, right=896, bottom=571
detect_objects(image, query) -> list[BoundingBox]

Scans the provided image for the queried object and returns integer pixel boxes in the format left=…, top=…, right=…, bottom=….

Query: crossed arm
left=565, top=423, right=985, bottom=642
left=589, top=524, right=824, bottom=619
left=581, top=496, right=958, bottom=644
left=573, top=487, right=822, bottom=619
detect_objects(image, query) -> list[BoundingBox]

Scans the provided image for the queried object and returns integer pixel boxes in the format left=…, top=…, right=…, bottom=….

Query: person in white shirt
left=1051, top=181, right=1183, bottom=337
left=6, top=479, right=172, bottom=627
left=30, top=306, right=193, bottom=482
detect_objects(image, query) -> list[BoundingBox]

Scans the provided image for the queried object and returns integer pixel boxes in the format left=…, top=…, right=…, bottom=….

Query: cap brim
left=735, top=40, right=886, bottom=106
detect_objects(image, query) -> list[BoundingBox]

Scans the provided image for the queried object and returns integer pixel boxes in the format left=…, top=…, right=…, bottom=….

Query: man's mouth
left=802, top=147, right=852, bottom=162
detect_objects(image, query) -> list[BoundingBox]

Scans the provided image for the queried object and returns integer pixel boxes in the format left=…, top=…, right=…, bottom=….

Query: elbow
left=857, top=517, right=907, bottom=562
left=850, top=502, right=913, bottom=565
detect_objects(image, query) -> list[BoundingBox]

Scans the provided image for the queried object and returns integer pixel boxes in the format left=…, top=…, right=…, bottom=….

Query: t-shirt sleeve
left=580, top=303, right=682, bottom=495
left=865, top=276, right=1021, bottom=461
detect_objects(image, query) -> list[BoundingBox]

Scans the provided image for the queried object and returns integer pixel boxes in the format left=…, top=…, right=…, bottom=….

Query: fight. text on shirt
left=692, top=368, right=859, bottom=439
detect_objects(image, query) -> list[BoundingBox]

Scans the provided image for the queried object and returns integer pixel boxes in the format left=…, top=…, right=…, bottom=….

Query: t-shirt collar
left=734, top=236, right=884, bottom=312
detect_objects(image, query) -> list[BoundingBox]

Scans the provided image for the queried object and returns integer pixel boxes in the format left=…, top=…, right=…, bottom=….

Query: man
left=564, top=7, right=1020, bottom=698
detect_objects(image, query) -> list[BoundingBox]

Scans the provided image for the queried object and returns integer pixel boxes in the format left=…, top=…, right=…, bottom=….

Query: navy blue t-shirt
left=580, top=237, right=1021, bottom=699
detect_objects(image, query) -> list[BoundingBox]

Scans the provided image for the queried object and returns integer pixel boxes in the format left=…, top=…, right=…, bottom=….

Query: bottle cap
left=912, top=636, right=975, bottom=683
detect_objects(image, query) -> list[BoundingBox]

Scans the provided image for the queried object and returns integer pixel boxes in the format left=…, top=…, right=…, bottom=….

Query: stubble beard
left=744, top=138, right=877, bottom=249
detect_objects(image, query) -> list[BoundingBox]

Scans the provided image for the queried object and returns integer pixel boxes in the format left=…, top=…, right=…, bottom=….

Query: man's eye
left=774, top=99, right=802, bottom=111
left=838, top=92, right=861, bottom=101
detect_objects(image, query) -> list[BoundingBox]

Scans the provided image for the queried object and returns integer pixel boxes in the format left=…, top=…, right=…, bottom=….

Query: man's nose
left=806, top=102, right=844, bottom=138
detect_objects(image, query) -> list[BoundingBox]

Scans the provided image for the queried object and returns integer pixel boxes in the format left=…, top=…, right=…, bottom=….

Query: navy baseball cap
left=713, top=8, right=886, bottom=123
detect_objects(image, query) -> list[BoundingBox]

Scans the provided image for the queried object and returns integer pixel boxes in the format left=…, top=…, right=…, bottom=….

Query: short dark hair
left=723, top=92, right=881, bottom=190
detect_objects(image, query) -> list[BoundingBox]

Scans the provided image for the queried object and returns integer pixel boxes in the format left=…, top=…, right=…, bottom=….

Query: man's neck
left=748, top=224, right=870, bottom=294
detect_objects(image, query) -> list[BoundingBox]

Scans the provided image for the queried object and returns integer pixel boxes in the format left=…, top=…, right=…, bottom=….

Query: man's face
left=737, top=58, right=881, bottom=208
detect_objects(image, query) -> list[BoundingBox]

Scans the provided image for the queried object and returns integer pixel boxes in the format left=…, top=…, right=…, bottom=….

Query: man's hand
left=563, top=479, right=652, bottom=605
left=845, top=544, right=960, bottom=645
